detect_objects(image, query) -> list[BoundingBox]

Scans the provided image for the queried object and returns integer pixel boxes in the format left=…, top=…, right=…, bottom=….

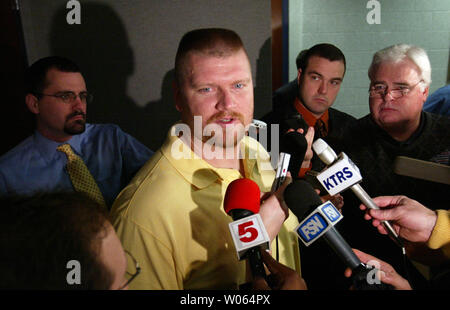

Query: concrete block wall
left=289, top=0, right=450, bottom=118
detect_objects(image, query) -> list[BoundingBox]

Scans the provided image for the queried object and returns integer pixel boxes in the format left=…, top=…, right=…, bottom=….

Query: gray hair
left=368, top=44, right=431, bottom=90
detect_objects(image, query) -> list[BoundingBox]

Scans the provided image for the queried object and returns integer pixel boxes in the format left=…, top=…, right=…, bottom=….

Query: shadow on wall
left=0, top=0, right=34, bottom=156
left=254, top=37, right=272, bottom=120
left=49, top=2, right=178, bottom=151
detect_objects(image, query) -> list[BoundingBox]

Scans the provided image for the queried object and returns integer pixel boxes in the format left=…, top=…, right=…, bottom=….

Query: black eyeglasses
left=119, top=250, right=141, bottom=290
left=36, top=91, right=93, bottom=104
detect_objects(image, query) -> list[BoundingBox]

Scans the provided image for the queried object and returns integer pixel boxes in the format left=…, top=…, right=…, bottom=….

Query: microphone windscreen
left=281, top=132, right=308, bottom=176
left=224, top=178, right=261, bottom=215
left=284, top=179, right=322, bottom=220
left=282, top=115, right=308, bottom=132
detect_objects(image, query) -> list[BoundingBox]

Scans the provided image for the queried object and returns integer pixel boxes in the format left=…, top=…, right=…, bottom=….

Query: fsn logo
left=298, top=213, right=328, bottom=243
left=321, top=203, right=341, bottom=222
left=322, top=167, right=354, bottom=191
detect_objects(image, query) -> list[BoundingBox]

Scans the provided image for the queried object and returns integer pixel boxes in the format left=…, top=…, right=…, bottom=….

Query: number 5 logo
left=229, top=214, right=270, bottom=260
left=238, top=220, right=259, bottom=243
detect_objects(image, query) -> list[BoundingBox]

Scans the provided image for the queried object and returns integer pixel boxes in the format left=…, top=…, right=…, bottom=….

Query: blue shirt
left=423, top=84, right=450, bottom=116
left=0, top=123, right=153, bottom=207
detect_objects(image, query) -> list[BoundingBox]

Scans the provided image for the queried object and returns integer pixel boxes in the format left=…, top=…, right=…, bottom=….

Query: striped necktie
left=57, top=143, right=106, bottom=208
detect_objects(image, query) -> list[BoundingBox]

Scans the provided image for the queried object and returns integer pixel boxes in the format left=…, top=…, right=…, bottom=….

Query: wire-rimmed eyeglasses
left=36, top=91, right=94, bottom=104
left=368, top=80, right=423, bottom=99
left=118, top=250, right=141, bottom=290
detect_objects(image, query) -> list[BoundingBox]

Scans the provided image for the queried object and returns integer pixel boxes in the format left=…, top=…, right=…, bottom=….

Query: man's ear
left=25, top=94, right=39, bottom=114
left=423, top=85, right=429, bottom=97
left=173, top=81, right=183, bottom=112
left=297, top=68, right=303, bottom=86
left=420, top=85, right=430, bottom=104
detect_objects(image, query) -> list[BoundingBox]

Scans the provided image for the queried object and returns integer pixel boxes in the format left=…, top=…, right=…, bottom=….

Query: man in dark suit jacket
left=263, top=44, right=356, bottom=176
left=263, top=44, right=357, bottom=289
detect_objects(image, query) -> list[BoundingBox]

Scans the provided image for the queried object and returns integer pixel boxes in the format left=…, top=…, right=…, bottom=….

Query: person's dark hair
left=0, top=192, right=113, bottom=289
left=298, top=43, right=346, bottom=75
left=295, top=49, right=309, bottom=70
left=174, top=28, right=248, bottom=85
left=25, top=56, right=81, bottom=96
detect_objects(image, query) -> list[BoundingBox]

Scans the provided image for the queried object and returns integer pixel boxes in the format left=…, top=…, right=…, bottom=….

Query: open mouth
left=216, top=118, right=235, bottom=124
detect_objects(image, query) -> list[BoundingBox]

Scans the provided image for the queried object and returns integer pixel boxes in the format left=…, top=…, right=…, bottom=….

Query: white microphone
left=271, top=152, right=290, bottom=192
left=312, top=139, right=403, bottom=248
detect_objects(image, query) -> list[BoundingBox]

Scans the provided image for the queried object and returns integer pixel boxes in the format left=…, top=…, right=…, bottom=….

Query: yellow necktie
left=57, top=143, right=106, bottom=208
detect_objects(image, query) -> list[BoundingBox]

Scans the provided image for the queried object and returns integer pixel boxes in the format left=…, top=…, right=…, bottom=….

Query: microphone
left=312, top=139, right=403, bottom=248
left=271, top=152, right=290, bottom=192
left=281, top=132, right=307, bottom=177
left=284, top=180, right=393, bottom=290
left=284, top=180, right=361, bottom=269
left=224, top=178, right=270, bottom=279
left=280, top=116, right=308, bottom=177
left=282, top=114, right=308, bottom=133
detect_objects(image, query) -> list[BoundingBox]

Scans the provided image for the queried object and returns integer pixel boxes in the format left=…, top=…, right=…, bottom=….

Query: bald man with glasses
left=0, top=56, right=153, bottom=208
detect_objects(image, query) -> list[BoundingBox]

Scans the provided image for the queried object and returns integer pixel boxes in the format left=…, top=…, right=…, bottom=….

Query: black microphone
left=280, top=116, right=308, bottom=177
left=282, top=114, right=308, bottom=133
left=284, top=180, right=393, bottom=290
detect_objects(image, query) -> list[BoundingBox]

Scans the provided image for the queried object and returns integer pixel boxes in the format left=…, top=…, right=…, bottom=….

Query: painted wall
left=20, top=0, right=271, bottom=150
left=289, top=0, right=450, bottom=117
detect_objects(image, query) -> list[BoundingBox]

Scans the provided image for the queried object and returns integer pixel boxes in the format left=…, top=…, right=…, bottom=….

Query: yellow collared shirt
left=110, top=126, right=301, bottom=289
left=427, top=210, right=450, bottom=258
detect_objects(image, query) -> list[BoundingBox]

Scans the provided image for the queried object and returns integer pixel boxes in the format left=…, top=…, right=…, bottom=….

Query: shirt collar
left=160, top=125, right=263, bottom=190
left=34, top=130, right=83, bottom=163
left=294, top=97, right=329, bottom=132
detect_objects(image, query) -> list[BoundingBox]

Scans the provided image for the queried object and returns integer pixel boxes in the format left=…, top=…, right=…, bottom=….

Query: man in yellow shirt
left=110, top=28, right=303, bottom=289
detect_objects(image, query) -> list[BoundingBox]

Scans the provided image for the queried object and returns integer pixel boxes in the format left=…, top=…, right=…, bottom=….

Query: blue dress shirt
left=0, top=123, right=153, bottom=207
left=423, top=84, right=450, bottom=116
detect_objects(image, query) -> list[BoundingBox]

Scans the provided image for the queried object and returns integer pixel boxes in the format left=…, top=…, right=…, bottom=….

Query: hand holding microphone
left=284, top=179, right=394, bottom=290
left=280, top=115, right=315, bottom=178
left=224, top=177, right=292, bottom=281
left=261, top=171, right=292, bottom=242
left=312, top=138, right=403, bottom=248
left=344, top=249, right=412, bottom=290
left=252, top=249, right=307, bottom=290
left=360, top=195, right=438, bottom=244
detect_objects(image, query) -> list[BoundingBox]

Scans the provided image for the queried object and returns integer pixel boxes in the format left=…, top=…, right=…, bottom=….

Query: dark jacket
left=339, top=112, right=450, bottom=289
left=262, top=79, right=358, bottom=289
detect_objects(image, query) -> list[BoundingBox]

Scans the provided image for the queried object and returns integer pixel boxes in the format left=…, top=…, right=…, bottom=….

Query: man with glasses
left=0, top=56, right=153, bottom=208
left=335, top=44, right=450, bottom=289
